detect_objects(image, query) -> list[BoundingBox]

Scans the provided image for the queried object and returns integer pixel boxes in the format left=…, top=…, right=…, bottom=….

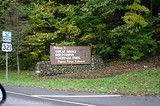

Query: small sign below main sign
left=2, top=31, right=12, bottom=43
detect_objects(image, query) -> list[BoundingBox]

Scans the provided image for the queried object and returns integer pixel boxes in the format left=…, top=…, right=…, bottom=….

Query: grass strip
left=0, top=68, right=160, bottom=96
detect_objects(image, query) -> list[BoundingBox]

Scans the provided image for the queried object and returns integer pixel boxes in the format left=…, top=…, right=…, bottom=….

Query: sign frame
left=50, top=46, right=91, bottom=65
left=2, top=31, right=12, bottom=81
left=2, top=43, right=12, bottom=52
left=2, top=31, right=12, bottom=43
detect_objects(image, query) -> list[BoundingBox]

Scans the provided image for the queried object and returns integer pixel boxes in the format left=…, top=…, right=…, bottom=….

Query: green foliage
left=0, top=0, right=159, bottom=70
left=23, top=1, right=58, bottom=62
left=123, top=0, right=150, bottom=27
left=24, top=1, right=81, bottom=63
left=113, top=0, right=157, bottom=60
left=119, top=33, right=157, bottom=60
left=56, top=41, right=76, bottom=46
left=126, top=0, right=150, bottom=13
left=123, top=12, right=149, bottom=27
left=53, top=18, right=81, bottom=45
left=26, top=1, right=57, bottom=32
left=26, top=33, right=57, bottom=60
left=109, top=22, right=157, bottom=60
left=25, top=0, right=157, bottom=61
left=0, top=0, right=12, bottom=29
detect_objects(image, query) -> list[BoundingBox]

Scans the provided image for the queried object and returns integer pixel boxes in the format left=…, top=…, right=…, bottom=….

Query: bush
left=119, top=33, right=157, bottom=60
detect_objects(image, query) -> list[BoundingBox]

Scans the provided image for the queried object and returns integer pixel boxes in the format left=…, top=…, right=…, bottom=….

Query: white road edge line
left=32, top=95, right=122, bottom=98
left=6, top=91, right=97, bottom=106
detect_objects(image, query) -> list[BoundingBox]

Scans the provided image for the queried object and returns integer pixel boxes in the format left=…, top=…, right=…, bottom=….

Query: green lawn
left=0, top=68, right=160, bottom=96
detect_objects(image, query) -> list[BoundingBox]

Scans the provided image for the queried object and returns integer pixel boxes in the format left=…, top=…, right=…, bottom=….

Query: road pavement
left=2, top=85, right=160, bottom=106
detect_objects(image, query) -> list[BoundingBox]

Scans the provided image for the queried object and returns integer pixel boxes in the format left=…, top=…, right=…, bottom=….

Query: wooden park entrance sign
left=50, top=46, right=91, bottom=65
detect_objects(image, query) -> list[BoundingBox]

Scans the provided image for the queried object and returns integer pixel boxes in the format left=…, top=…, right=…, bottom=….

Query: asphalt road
left=2, top=85, right=160, bottom=106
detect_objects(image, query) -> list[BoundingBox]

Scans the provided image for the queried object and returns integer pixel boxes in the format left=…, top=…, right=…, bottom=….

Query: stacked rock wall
left=35, top=55, right=105, bottom=77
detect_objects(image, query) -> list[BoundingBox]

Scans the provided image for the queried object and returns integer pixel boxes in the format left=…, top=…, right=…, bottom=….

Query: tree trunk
left=16, top=34, right=20, bottom=74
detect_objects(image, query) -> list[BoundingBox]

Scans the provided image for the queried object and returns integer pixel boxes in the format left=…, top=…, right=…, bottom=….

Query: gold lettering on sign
left=72, top=56, right=81, bottom=59
left=67, top=60, right=74, bottom=64
left=58, top=60, right=66, bottom=64
left=75, top=60, right=85, bottom=63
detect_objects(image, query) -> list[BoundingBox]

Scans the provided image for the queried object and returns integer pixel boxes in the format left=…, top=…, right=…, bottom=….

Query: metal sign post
left=2, top=31, right=12, bottom=81
left=6, top=53, right=8, bottom=81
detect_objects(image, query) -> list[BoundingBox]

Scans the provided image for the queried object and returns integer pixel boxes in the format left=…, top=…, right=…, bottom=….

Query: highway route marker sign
left=2, top=31, right=12, bottom=81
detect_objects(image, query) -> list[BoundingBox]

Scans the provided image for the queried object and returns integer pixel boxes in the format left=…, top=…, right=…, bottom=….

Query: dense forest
left=0, top=0, right=160, bottom=70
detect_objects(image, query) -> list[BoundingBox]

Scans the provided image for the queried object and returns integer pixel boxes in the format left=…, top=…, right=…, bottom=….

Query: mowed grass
left=0, top=68, right=160, bottom=96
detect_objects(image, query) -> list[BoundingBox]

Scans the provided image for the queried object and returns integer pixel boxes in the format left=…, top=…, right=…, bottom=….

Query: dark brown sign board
left=50, top=46, right=91, bottom=65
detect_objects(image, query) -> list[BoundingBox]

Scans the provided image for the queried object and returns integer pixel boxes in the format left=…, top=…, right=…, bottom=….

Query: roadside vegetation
left=0, top=0, right=160, bottom=97
left=0, top=0, right=160, bottom=71
left=0, top=66, right=159, bottom=96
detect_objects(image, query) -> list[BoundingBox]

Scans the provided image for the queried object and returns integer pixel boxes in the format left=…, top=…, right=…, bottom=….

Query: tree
left=117, top=0, right=157, bottom=60
left=0, top=0, right=157, bottom=70
left=74, top=0, right=127, bottom=57
left=3, top=0, right=28, bottom=72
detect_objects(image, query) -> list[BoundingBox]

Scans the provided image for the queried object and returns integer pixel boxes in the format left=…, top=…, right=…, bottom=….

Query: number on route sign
left=2, top=43, right=12, bottom=52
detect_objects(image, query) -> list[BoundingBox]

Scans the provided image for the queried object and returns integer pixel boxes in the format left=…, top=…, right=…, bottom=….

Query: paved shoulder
left=4, top=85, right=160, bottom=106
